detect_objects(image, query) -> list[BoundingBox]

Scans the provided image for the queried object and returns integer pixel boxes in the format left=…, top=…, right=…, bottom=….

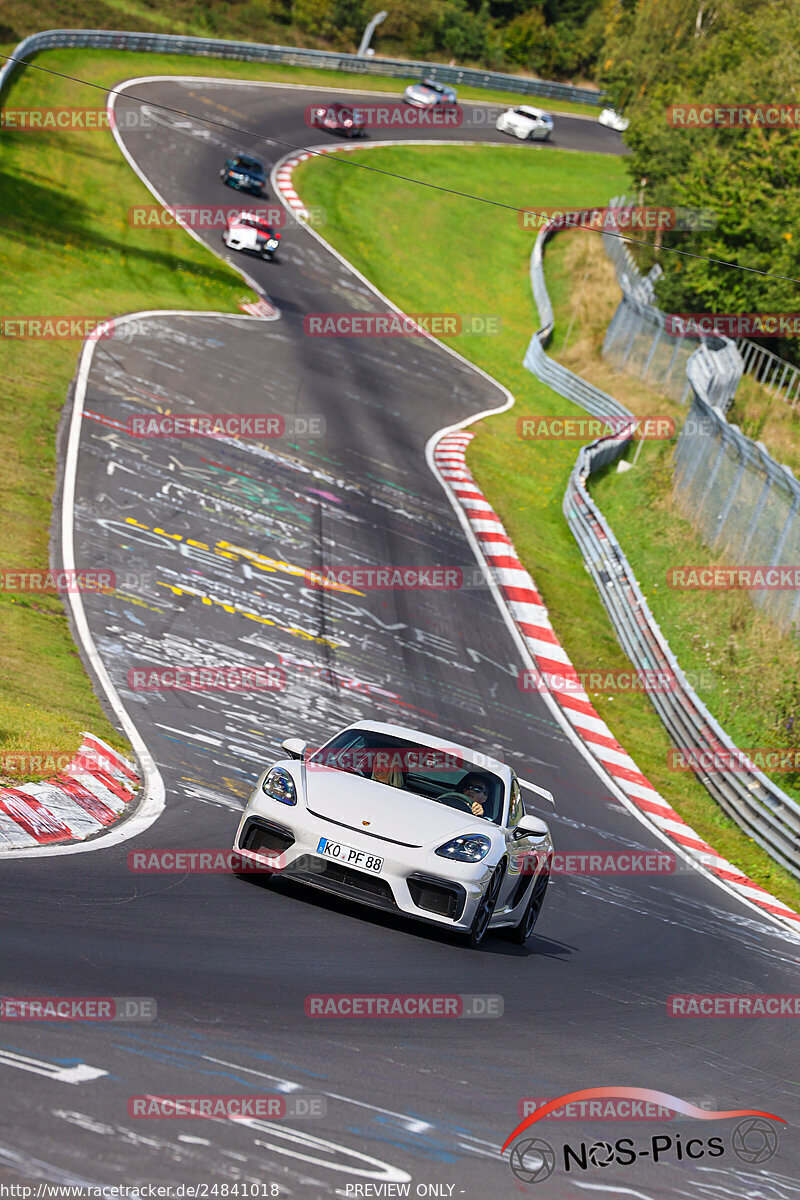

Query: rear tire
left=467, top=862, right=505, bottom=948
left=507, top=870, right=549, bottom=945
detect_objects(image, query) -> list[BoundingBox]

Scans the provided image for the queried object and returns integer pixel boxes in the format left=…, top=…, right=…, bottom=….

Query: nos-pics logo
left=503, top=1088, right=783, bottom=1183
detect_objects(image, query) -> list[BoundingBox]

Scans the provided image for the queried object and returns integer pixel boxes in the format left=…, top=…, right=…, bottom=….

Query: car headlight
left=261, top=766, right=296, bottom=805
left=265, top=238, right=279, bottom=249
left=435, top=834, right=491, bottom=863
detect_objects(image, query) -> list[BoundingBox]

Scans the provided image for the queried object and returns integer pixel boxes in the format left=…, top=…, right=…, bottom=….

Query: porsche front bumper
left=233, top=791, right=502, bottom=932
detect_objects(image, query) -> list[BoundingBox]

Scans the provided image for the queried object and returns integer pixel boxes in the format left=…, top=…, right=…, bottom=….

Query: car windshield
left=308, top=729, right=505, bottom=824
left=238, top=215, right=273, bottom=234
left=421, top=80, right=444, bottom=93
left=232, top=157, right=262, bottom=173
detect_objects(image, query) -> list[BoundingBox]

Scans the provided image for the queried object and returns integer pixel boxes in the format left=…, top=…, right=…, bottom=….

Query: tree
left=599, top=0, right=800, bottom=362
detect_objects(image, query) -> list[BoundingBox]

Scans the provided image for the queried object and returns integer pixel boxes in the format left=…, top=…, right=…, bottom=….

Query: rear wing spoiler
left=518, top=779, right=555, bottom=806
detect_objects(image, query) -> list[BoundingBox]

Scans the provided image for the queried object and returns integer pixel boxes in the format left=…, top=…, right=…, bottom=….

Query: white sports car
left=496, top=105, right=554, bottom=141
left=233, top=720, right=554, bottom=947
left=598, top=107, right=629, bottom=132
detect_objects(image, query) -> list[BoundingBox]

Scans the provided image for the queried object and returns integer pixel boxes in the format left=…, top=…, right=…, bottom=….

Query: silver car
left=404, top=78, right=458, bottom=108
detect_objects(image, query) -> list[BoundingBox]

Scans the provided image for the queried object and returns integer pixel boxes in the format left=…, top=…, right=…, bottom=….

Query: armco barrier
left=524, top=214, right=800, bottom=881
left=0, top=28, right=604, bottom=107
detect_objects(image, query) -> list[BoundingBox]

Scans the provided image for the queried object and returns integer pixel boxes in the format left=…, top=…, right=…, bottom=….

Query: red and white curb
left=0, top=733, right=139, bottom=850
left=274, top=145, right=358, bottom=220
left=433, top=430, right=800, bottom=931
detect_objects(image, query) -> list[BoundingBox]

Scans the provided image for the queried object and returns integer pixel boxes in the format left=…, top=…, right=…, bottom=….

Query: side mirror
left=514, top=814, right=550, bottom=840
left=280, top=737, right=308, bottom=760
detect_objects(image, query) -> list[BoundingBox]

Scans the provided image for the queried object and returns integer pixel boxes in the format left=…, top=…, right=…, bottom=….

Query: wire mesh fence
left=601, top=196, right=800, bottom=407
left=672, top=396, right=800, bottom=634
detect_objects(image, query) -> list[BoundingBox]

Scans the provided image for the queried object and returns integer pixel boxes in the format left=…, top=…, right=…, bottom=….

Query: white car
left=403, top=78, right=458, bottom=108
left=222, top=211, right=281, bottom=260
left=598, top=107, right=629, bottom=132
left=496, top=105, right=554, bottom=141
left=233, top=720, right=554, bottom=947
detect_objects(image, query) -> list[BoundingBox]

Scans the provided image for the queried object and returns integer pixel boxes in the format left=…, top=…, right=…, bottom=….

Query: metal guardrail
left=524, top=213, right=800, bottom=881
left=735, top=336, right=800, bottom=407
left=0, top=28, right=604, bottom=107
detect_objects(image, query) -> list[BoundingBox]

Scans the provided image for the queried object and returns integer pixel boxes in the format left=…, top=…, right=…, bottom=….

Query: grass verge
left=295, top=142, right=800, bottom=911
left=0, top=51, right=261, bottom=779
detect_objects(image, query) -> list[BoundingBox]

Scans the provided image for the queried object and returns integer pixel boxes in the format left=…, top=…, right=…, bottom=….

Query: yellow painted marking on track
left=157, top=582, right=342, bottom=650
left=124, top=518, right=363, bottom=595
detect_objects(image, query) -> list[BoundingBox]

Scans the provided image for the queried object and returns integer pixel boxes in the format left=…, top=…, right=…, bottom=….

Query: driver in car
left=456, top=772, right=491, bottom=817
left=371, top=757, right=404, bottom=789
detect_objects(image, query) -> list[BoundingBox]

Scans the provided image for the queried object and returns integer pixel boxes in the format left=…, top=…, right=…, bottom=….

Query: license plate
left=316, top=837, right=383, bottom=874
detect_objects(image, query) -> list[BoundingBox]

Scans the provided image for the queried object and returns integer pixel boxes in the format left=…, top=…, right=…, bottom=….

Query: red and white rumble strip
left=0, top=733, right=138, bottom=849
left=433, top=431, right=800, bottom=932
left=273, top=145, right=358, bottom=221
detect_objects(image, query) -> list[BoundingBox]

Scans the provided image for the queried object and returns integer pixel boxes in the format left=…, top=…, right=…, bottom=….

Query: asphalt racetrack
left=1, top=78, right=798, bottom=1199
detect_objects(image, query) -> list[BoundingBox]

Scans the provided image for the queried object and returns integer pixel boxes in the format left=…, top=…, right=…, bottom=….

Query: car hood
left=301, top=765, right=486, bottom=847
left=406, top=86, right=436, bottom=104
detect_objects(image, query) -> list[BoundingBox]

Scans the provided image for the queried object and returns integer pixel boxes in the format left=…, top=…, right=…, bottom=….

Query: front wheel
left=507, top=870, right=549, bottom=945
left=468, top=862, right=505, bottom=948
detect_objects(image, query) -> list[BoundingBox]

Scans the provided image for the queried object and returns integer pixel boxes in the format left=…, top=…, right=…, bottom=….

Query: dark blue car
left=220, top=154, right=267, bottom=196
